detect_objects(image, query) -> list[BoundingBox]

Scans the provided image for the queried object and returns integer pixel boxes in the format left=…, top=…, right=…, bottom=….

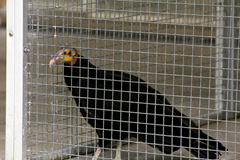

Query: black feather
left=62, top=53, right=227, bottom=159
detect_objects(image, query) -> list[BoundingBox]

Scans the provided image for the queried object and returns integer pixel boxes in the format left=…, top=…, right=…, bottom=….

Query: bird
left=49, top=47, right=227, bottom=160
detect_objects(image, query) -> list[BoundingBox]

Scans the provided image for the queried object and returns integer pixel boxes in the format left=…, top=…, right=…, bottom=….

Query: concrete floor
left=69, top=118, right=240, bottom=160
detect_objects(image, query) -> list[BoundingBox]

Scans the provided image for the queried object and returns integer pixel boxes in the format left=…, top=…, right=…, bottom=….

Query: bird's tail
left=187, top=130, right=227, bottom=159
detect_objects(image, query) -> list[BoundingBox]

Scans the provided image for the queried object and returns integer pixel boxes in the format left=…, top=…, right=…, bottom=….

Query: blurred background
left=0, top=0, right=6, bottom=159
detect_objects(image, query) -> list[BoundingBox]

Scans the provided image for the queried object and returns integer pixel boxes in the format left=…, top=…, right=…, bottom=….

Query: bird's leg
left=92, top=145, right=101, bottom=160
left=115, top=141, right=122, bottom=160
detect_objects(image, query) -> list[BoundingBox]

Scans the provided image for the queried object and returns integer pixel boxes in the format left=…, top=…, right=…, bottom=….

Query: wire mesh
left=26, top=0, right=240, bottom=159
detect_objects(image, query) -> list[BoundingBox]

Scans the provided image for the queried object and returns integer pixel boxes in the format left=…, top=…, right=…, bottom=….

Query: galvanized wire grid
left=26, top=0, right=240, bottom=159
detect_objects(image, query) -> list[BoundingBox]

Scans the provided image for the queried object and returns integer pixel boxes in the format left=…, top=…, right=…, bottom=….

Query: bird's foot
left=114, top=141, right=122, bottom=160
left=92, top=145, right=101, bottom=160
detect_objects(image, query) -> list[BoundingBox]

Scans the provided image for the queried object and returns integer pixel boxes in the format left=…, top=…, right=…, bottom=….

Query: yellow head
left=49, top=48, right=78, bottom=67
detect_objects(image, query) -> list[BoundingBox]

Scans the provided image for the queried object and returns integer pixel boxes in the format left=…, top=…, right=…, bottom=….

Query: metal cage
left=6, top=0, right=240, bottom=159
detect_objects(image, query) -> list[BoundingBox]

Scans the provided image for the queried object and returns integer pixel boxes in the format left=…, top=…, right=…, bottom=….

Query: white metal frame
left=6, top=0, right=28, bottom=159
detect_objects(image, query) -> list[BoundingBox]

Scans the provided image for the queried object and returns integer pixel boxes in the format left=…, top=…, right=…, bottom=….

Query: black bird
left=49, top=47, right=226, bottom=160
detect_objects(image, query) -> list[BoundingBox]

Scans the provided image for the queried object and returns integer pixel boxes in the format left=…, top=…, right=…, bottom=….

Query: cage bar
left=6, top=0, right=28, bottom=159
left=222, top=0, right=238, bottom=119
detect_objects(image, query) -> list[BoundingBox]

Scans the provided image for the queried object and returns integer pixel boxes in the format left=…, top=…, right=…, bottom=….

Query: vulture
left=49, top=47, right=226, bottom=160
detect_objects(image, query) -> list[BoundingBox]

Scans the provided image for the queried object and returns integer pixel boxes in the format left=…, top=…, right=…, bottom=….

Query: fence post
left=222, top=0, right=238, bottom=119
left=5, top=0, right=28, bottom=159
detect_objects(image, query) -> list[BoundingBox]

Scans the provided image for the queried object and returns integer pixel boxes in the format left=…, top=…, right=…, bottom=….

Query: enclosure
left=6, top=0, right=240, bottom=159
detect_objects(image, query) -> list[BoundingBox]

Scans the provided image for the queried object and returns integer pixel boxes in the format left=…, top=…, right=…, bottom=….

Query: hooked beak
left=49, top=49, right=64, bottom=67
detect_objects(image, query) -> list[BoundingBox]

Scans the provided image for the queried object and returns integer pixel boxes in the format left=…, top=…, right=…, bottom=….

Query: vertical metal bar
left=6, top=0, right=28, bottom=159
left=228, top=0, right=237, bottom=119
left=215, top=0, right=224, bottom=117
left=222, top=0, right=237, bottom=119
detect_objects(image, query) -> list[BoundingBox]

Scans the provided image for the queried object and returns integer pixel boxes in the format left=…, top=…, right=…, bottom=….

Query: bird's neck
left=64, top=58, right=97, bottom=87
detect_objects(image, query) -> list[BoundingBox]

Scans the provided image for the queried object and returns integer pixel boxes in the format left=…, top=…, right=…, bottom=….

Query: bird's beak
left=49, top=49, right=64, bottom=67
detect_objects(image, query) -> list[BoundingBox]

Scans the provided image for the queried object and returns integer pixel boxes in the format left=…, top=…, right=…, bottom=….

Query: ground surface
left=69, top=118, right=240, bottom=160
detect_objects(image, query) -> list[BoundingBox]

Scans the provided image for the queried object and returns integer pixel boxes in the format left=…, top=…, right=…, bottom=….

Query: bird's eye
left=63, top=51, right=67, bottom=55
